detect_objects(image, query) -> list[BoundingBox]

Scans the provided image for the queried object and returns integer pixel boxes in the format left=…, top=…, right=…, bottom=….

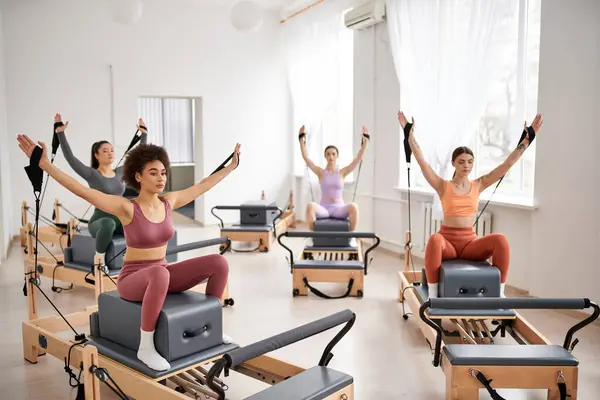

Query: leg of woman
left=87, top=217, right=117, bottom=265
left=424, top=233, right=458, bottom=297
left=306, top=202, right=329, bottom=230
left=165, top=254, right=232, bottom=343
left=117, top=263, right=171, bottom=371
left=458, top=233, right=510, bottom=297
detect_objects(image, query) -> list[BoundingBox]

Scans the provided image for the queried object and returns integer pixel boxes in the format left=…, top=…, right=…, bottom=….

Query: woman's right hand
left=17, top=134, right=50, bottom=168
left=54, top=113, right=69, bottom=133
left=298, top=125, right=306, bottom=142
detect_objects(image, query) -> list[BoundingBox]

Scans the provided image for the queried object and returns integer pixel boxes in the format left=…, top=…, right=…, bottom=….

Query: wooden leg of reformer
left=404, top=231, right=412, bottom=273
left=94, top=255, right=104, bottom=300
left=83, top=345, right=101, bottom=399
left=292, top=269, right=309, bottom=296
left=444, top=361, right=479, bottom=400
left=259, top=231, right=272, bottom=252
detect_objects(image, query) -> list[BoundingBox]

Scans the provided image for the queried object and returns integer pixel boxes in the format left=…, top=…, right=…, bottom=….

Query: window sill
left=393, top=185, right=537, bottom=211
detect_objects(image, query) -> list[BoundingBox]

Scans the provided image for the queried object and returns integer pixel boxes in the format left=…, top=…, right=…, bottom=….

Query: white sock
left=428, top=283, right=438, bottom=299
left=222, top=333, right=233, bottom=344
left=95, top=252, right=105, bottom=266
left=500, top=283, right=506, bottom=298
left=138, top=329, right=170, bottom=371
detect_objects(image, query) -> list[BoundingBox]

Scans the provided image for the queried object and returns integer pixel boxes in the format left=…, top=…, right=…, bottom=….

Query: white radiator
left=421, top=202, right=493, bottom=250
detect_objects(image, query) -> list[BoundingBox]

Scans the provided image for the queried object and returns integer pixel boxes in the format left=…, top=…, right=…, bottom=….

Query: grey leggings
left=88, top=210, right=123, bottom=253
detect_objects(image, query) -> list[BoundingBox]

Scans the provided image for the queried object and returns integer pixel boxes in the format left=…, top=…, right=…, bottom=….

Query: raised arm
left=340, top=126, right=370, bottom=179
left=115, top=118, right=148, bottom=175
left=398, top=111, right=444, bottom=196
left=163, top=144, right=240, bottom=210
left=17, top=134, right=131, bottom=220
left=477, top=114, right=543, bottom=192
left=298, top=125, right=323, bottom=179
left=54, top=114, right=93, bottom=180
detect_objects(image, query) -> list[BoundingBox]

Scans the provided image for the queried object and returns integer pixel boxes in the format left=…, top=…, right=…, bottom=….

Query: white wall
left=530, top=0, right=600, bottom=299
left=0, top=6, right=11, bottom=261
left=350, top=0, right=599, bottom=299
left=3, top=0, right=291, bottom=232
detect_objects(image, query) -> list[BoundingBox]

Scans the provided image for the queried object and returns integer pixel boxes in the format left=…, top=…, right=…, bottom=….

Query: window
left=289, top=15, right=355, bottom=180
left=137, top=97, right=195, bottom=164
left=398, top=0, right=541, bottom=203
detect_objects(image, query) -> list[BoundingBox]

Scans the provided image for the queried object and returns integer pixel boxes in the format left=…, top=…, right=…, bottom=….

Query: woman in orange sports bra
left=398, top=111, right=543, bottom=298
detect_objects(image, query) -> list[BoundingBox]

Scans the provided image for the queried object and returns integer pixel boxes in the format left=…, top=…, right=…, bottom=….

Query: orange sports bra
left=440, top=180, right=480, bottom=217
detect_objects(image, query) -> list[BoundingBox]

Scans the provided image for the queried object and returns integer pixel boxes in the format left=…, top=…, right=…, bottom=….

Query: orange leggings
left=424, top=225, right=510, bottom=284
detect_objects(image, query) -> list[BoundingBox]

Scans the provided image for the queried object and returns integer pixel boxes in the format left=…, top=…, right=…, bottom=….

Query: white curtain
left=386, top=0, right=513, bottom=219
left=282, top=0, right=355, bottom=204
left=138, top=98, right=194, bottom=164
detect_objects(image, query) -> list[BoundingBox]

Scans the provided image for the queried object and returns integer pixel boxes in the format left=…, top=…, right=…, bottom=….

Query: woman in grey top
left=54, top=113, right=147, bottom=264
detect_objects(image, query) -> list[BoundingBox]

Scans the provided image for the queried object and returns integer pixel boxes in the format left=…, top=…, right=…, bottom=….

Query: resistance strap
left=299, top=132, right=316, bottom=203
left=39, top=121, right=64, bottom=207
left=351, top=133, right=369, bottom=203
left=24, top=144, right=130, bottom=400
left=402, top=121, right=419, bottom=284
left=76, top=127, right=146, bottom=229
left=302, top=276, right=354, bottom=300
left=473, top=125, right=536, bottom=228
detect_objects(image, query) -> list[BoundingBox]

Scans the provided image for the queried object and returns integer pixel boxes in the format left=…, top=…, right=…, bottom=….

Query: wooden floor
left=1, top=213, right=599, bottom=399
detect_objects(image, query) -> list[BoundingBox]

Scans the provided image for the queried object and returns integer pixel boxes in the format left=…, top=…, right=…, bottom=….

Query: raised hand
left=529, top=113, right=543, bottom=133
left=54, top=113, right=69, bottom=133
left=398, top=111, right=415, bottom=138
left=17, top=134, right=49, bottom=166
left=298, top=125, right=306, bottom=142
left=138, top=118, right=148, bottom=134
left=231, top=143, right=241, bottom=169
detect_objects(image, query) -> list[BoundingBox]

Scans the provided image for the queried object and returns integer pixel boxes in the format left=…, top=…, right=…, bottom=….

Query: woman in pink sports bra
left=297, top=125, right=370, bottom=231
left=17, top=134, right=240, bottom=373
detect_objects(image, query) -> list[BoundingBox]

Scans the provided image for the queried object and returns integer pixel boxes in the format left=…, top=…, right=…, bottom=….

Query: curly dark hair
left=122, top=144, right=171, bottom=191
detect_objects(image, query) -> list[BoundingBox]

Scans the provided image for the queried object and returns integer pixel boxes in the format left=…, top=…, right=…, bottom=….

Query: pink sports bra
left=123, top=197, right=175, bottom=249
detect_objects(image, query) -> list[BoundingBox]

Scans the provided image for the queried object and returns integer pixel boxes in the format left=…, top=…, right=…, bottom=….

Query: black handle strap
left=302, top=276, right=354, bottom=300
left=473, top=370, right=506, bottom=400
left=25, top=146, right=44, bottom=193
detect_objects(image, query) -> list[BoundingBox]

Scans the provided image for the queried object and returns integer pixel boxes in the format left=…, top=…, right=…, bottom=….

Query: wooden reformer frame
left=216, top=191, right=297, bottom=253
left=398, top=239, right=594, bottom=399
left=20, top=199, right=74, bottom=250
left=278, top=231, right=380, bottom=299
left=22, top=269, right=355, bottom=399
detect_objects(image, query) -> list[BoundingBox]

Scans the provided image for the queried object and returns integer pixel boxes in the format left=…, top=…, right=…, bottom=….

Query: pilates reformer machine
left=23, top=273, right=356, bottom=399
left=278, top=219, right=380, bottom=299
left=211, top=192, right=296, bottom=253
left=415, top=297, right=599, bottom=399
left=397, top=117, right=600, bottom=398
left=20, top=198, right=76, bottom=252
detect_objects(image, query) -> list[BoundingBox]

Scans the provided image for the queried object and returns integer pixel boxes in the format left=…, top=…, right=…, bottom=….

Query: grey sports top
left=57, top=132, right=147, bottom=195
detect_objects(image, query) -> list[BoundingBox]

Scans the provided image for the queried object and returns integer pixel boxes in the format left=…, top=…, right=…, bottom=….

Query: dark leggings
left=88, top=211, right=123, bottom=253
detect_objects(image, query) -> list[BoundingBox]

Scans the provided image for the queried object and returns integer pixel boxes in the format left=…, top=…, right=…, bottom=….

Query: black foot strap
left=473, top=370, right=505, bottom=400
left=557, top=371, right=570, bottom=400
left=302, top=276, right=354, bottom=299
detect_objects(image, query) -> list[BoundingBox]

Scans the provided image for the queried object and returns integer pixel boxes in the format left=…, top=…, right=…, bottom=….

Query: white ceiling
left=199, top=0, right=305, bottom=11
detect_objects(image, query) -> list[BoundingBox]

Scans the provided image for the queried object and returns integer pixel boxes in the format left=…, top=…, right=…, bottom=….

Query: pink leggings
left=117, top=254, right=229, bottom=332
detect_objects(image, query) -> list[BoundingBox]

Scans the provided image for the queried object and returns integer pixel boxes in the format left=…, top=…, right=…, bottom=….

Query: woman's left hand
left=231, top=143, right=241, bottom=169
left=362, top=126, right=370, bottom=143
left=137, top=118, right=148, bottom=134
